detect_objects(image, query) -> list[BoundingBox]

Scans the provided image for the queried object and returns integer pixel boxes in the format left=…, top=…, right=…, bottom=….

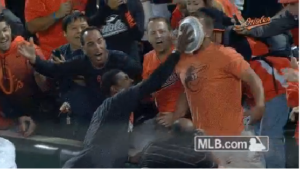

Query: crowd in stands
left=0, top=0, right=299, bottom=168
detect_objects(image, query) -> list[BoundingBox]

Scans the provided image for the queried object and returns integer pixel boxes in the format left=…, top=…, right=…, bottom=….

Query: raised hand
left=56, top=0, right=73, bottom=18
left=17, top=37, right=37, bottom=64
left=175, top=24, right=194, bottom=53
left=290, top=107, right=299, bottom=122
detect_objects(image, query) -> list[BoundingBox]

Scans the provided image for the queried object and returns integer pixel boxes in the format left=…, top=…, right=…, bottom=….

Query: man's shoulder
left=108, top=50, right=128, bottom=58
left=218, top=45, right=244, bottom=60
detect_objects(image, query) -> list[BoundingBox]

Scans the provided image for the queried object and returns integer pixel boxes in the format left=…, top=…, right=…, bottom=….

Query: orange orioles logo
left=0, top=65, right=24, bottom=95
left=235, top=16, right=271, bottom=30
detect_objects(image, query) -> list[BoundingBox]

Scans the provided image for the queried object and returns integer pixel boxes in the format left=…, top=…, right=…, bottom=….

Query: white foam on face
left=0, top=137, right=17, bottom=168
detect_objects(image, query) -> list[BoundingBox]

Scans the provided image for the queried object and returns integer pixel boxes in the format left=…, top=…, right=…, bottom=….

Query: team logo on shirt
left=101, top=14, right=128, bottom=38
left=161, top=73, right=179, bottom=89
left=184, top=64, right=207, bottom=93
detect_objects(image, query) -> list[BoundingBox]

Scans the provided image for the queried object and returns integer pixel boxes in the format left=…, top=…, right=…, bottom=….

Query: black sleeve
left=33, top=56, right=87, bottom=78
left=87, top=6, right=109, bottom=27
left=118, top=1, right=144, bottom=41
left=138, top=51, right=181, bottom=97
left=248, top=12, right=298, bottom=38
left=111, top=51, right=181, bottom=105
left=108, top=50, right=142, bottom=78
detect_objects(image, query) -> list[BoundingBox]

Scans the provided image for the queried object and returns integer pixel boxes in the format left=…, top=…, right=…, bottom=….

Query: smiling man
left=18, top=26, right=142, bottom=113
left=0, top=14, right=47, bottom=137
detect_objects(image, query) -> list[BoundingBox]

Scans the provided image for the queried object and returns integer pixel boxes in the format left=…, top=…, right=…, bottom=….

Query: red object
left=171, top=5, right=183, bottom=29
left=0, top=113, right=13, bottom=130
left=291, top=28, right=299, bottom=46
left=0, top=0, right=5, bottom=7
left=279, top=0, right=299, bottom=4
left=286, top=80, right=299, bottom=145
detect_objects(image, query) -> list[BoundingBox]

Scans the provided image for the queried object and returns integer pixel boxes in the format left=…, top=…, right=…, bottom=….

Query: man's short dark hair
left=190, top=7, right=217, bottom=29
left=148, top=17, right=172, bottom=30
left=62, top=12, right=87, bottom=32
left=80, top=26, right=101, bottom=46
left=101, top=69, right=122, bottom=96
left=0, top=13, right=8, bottom=25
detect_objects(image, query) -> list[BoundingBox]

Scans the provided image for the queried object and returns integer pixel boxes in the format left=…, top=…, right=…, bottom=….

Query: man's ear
left=110, top=85, right=118, bottom=94
left=63, top=31, right=67, bottom=37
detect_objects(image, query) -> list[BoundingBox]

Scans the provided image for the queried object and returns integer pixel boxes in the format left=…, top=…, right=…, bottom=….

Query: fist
left=56, top=0, right=73, bottom=18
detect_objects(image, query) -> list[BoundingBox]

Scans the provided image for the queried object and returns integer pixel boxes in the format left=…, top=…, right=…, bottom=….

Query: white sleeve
left=0, top=137, right=17, bottom=168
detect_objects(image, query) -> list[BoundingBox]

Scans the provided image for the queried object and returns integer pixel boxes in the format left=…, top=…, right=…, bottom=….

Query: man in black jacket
left=60, top=24, right=193, bottom=168
left=17, top=26, right=142, bottom=114
left=88, top=0, right=144, bottom=63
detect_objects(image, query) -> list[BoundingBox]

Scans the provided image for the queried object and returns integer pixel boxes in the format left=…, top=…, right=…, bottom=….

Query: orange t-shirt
left=143, top=50, right=184, bottom=113
left=25, top=0, right=87, bottom=60
left=176, top=43, right=249, bottom=135
left=0, top=36, right=45, bottom=96
left=245, top=57, right=291, bottom=105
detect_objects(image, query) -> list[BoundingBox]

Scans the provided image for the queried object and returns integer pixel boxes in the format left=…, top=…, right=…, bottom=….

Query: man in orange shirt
left=130, top=17, right=187, bottom=159
left=143, top=17, right=185, bottom=125
left=25, top=0, right=87, bottom=59
left=0, top=15, right=47, bottom=137
left=175, top=8, right=265, bottom=167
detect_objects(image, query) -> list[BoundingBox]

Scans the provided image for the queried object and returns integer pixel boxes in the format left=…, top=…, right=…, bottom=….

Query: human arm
left=25, top=0, right=72, bottom=33
left=32, top=55, right=87, bottom=78
left=223, top=50, right=265, bottom=124
left=17, top=38, right=87, bottom=78
left=240, top=68, right=265, bottom=124
left=240, top=11, right=298, bottom=38
left=118, top=0, right=144, bottom=41
left=31, top=46, right=49, bottom=92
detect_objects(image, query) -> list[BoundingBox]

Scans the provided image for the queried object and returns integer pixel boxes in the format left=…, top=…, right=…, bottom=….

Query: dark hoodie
left=88, top=0, right=144, bottom=63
